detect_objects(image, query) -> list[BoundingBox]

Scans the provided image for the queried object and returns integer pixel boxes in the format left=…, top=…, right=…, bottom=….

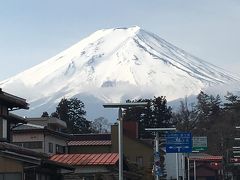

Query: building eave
left=0, top=88, right=29, bottom=110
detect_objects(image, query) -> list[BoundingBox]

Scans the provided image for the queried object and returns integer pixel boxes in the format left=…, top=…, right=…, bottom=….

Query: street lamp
left=103, top=102, right=148, bottom=180
left=145, top=128, right=176, bottom=180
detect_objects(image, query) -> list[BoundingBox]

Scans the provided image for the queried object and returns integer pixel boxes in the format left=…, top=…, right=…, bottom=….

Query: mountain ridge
left=1, top=26, right=239, bottom=119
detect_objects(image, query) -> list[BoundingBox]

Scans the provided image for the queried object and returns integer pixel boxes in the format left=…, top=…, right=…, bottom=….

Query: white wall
left=44, top=134, right=67, bottom=154
left=165, top=152, right=186, bottom=180
left=12, top=132, right=67, bottom=155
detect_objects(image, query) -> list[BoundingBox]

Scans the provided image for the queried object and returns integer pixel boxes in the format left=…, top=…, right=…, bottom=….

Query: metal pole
left=155, top=132, right=159, bottom=180
left=182, top=154, right=185, bottom=180
left=187, top=157, right=190, bottom=180
left=118, top=108, right=123, bottom=180
left=194, top=160, right=196, bottom=180
left=176, top=153, right=179, bottom=180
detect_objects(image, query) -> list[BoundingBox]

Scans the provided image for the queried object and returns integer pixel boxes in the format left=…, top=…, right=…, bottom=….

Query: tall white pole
left=118, top=108, right=123, bottom=180
left=182, top=154, right=185, bottom=180
left=194, top=160, right=196, bottom=180
left=155, top=132, right=159, bottom=180
left=176, top=153, right=179, bottom=180
left=103, top=103, right=148, bottom=180
left=187, top=157, right=190, bottom=180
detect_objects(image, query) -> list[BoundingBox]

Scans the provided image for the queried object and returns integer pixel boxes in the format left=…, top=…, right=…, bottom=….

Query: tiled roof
left=189, top=156, right=222, bottom=161
left=0, top=113, right=27, bottom=124
left=0, top=142, right=74, bottom=170
left=0, top=88, right=29, bottom=109
left=13, top=123, right=45, bottom=130
left=50, top=153, right=118, bottom=166
left=68, top=140, right=111, bottom=146
left=0, top=142, right=48, bottom=159
left=189, top=153, right=222, bottom=161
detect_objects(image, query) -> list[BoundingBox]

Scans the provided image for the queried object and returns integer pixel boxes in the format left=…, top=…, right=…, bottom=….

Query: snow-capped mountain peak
left=1, top=26, right=239, bottom=119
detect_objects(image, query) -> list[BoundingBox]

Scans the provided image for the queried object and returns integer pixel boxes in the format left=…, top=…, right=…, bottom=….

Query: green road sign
left=192, top=146, right=207, bottom=151
left=192, top=137, right=207, bottom=152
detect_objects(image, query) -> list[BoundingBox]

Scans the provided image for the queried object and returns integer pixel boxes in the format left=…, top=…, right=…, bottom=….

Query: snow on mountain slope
left=1, top=26, right=239, bottom=119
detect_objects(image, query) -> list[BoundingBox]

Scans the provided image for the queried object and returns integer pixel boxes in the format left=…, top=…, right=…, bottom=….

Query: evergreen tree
left=124, top=96, right=173, bottom=138
left=55, top=97, right=93, bottom=134
left=152, top=96, right=172, bottom=128
left=50, top=112, right=59, bottom=118
left=193, top=91, right=222, bottom=134
left=56, top=98, right=69, bottom=122
left=224, top=92, right=240, bottom=111
left=41, top=111, right=49, bottom=117
left=172, top=98, right=198, bottom=131
left=174, top=92, right=237, bottom=156
left=124, top=97, right=171, bottom=178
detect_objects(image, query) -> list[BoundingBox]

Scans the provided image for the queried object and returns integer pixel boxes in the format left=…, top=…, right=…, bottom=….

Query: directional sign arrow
left=166, top=132, right=192, bottom=153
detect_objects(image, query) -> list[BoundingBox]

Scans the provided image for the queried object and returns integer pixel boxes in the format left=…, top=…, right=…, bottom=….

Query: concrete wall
left=12, top=132, right=44, bottom=153
left=12, top=132, right=67, bottom=154
left=12, top=132, right=44, bottom=142
left=165, top=152, right=186, bottom=179
left=44, top=134, right=67, bottom=154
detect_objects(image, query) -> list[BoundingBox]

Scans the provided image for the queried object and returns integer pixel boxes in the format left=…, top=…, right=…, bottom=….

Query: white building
left=12, top=117, right=69, bottom=154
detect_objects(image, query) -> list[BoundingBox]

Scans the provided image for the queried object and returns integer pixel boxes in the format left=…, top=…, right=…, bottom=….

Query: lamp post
left=103, top=102, right=148, bottom=180
left=145, top=127, right=176, bottom=180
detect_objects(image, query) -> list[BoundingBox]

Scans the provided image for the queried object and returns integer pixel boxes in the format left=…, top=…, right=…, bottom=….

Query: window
left=14, top=141, right=43, bottom=150
left=2, top=119, right=7, bottom=139
left=13, top=142, right=23, bottom=147
left=21, top=141, right=43, bottom=149
left=56, top=144, right=65, bottom=154
left=49, top=143, right=53, bottom=153
left=136, top=156, right=143, bottom=167
left=0, top=118, right=7, bottom=140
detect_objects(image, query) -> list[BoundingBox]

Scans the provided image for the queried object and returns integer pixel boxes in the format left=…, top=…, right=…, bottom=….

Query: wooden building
left=188, top=153, right=223, bottom=180
left=0, top=88, right=29, bottom=142
left=66, top=121, right=154, bottom=179
left=51, top=153, right=119, bottom=180
left=68, top=133, right=112, bottom=154
left=0, top=88, right=73, bottom=180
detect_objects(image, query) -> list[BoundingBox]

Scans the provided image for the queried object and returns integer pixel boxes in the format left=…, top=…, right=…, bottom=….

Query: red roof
left=189, top=156, right=222, bottom=161
left=50, top=153, right=118, bottom=166
left=188, top=153, right=222, bottom=162
left=68, top=140, right=111, bottom=146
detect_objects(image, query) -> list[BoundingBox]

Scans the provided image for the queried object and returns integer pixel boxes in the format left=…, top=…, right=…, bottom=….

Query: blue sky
left=1, top=0, right=240, bottom=81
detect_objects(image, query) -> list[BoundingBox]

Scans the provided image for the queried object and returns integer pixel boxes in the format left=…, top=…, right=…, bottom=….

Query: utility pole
left=187, top=157, right=190, bottom=180
left=103, top=102, right=148, bottom=180
left=145, top=128, right=176, bottom=180
left=155, top=132, right=160, bottom=180
left=194, top=160, right=196, bottom=180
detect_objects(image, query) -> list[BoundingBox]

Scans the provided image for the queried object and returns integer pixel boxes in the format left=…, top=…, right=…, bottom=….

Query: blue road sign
left=166, top=132, right=192, bottom=153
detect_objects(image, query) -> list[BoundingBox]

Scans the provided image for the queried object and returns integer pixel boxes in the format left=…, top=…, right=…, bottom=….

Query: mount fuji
left=1, top=26, right=239, bottom=120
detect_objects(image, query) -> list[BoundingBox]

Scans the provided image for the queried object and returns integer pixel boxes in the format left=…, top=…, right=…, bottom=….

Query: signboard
left=166, top=132, right=192, bottom=153
left=153, top=152, right=162, bottom=176
left=192, top=136, right=207, bottom=151
left=154, top=166, right=162, bottom=176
